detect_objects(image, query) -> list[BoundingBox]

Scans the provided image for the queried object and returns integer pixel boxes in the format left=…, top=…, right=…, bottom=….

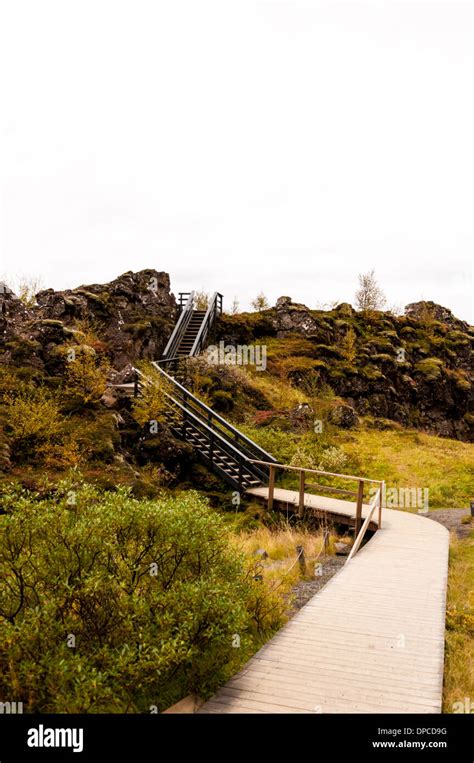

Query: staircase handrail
left=162, top=291, right=195, bottom=359
left=190, top=292, right=222, bottom=357
left=134, top=368, right=270, bottom=485
left=151, top=362, right=278, bottom=466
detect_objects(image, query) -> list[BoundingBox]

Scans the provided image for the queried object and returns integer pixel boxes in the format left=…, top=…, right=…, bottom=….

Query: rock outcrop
left=0, top=269, right=177, bottom=373
left=216, top=297, right=473, bottom=441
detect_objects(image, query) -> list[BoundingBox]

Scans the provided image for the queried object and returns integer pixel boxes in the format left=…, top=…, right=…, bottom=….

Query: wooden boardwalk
left=199, top=488, right=449, bottom=714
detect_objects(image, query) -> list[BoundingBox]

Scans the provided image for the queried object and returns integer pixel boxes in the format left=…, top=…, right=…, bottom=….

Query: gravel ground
left=423, top=508, right=472, bottom=539
left=287, top=555, right=346, bottom=615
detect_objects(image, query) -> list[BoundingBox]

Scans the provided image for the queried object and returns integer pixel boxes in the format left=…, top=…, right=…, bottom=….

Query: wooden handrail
left=162, top=291, right=195, bottom=359
left=249, top=459, right=384, bottom=484
left=347, top=484, right=384, bottom=562
left=248, top=459, right=383, bottom=545
left=304, top=482, right=358, bottom=498
left=153, top=364, right=278, bottom=465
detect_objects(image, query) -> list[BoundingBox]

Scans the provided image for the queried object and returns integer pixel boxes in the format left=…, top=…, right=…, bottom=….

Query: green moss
left=313, top=344, right=345, bottom=359
left=360, top=365, right=385, bottom=381
left=5, top=337, right=42, bottom=362
left=371, top=353, right=395, bottom=363
left=123, top=320, right=152, bottom=337
left=446, top=369, right=471, bottom=391
left=36, top=319, right=65, bottom=328
left=414, top=357, right=444, bottom=380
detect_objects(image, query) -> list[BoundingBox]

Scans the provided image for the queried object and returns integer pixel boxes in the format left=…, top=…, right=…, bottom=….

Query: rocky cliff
left=0, top=269, right=177, bottom=375
left=217, top=298, right=473, bottom=441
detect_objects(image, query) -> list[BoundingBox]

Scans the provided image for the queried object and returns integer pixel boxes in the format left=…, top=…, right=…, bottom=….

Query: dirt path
left=424, top=508, right=471, bottom=538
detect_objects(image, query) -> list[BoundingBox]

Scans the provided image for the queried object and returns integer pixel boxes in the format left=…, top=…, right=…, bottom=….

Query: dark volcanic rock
left=217, top=297, right=473, bottom=442
left=405, top=301, right=470, bottom=332
left=328, top=403, right=359, bottom=429
left=273, top=296, right=319, bottom=336
left=0, top=269, right=177, bottom=372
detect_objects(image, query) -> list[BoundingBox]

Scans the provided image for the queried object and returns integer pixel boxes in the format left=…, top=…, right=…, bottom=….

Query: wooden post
left=296, top=545, right=306, bottom=575
left=378, top=482, right=384, bottom=529
left=298, top=470, right=305, bottom=518
left=355, top=479, right=364, bottom=537
left=323, top=529, right=329, bottom=553
left=268, top=465, right=275, bottom=511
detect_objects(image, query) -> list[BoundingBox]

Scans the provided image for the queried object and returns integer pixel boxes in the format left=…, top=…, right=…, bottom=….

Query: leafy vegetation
left=0, top=481, right=286, bottom=712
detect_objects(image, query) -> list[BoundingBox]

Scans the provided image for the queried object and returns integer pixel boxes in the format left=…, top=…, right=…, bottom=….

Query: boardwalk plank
left=199, top=493, right=449, bottom=714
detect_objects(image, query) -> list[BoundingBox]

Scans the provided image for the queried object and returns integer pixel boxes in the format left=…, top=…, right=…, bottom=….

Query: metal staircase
left=162, top=291, right=223, bottom=361
left=135, top=291, right=278, bottom=492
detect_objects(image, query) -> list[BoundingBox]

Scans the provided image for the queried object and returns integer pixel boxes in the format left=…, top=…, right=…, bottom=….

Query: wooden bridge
left=130, top=290, right=450, bottom=714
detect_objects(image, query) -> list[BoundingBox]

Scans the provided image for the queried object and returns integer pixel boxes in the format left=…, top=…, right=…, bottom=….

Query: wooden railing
left=190, top=291, right=223, bottom=356
left=162, top=291, right=195, bottom=360
left=250, top=460, right=384, bottom=542
left=347, top=484, right=383, bottom=562
left=134, top=365, right=278, bottom=490
left=152, top=364, right=277, bottom=466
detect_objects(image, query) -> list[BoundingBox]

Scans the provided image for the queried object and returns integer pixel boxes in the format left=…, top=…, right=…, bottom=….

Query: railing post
left=268, top=465, right=275, bottom=511
left=378, top=482, right=384, bottom=529
left=238, top=459, right=243, bottom=491
left=298, top=470, right=306, bottom=518
left=355, top=479, right=364, bottom=537
left=296, top=545, right=306, bottom=575
left=134, top=371, right=139, bottom=398
left=209, top=432, right=214, bottom=463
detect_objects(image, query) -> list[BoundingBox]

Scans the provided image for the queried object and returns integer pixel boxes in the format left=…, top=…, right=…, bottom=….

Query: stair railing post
left=182, top=410, right=187, bottom=440
left=298, top=469, right=306, bottom=518
left=238, top=458, right=243, bottom=491
left=355, top=479, right=364, bottom=537
left=268, top=465, right=275, bottom=511
left=134, top=371, right=139, bottom=398
left=209, top=432, right=214, bottom=463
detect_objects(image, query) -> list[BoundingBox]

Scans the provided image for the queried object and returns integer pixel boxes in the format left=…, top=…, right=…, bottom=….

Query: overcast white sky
left=0, top=0, right=472, bottom=320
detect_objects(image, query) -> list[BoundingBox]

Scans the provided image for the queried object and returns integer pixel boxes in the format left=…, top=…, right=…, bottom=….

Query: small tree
left=251, top=292, right=269, bottom=312
left=132, top=365, right=172, bottom=428
left=4, top=389, right=62, bottom=460
left=230, top=296, right=239, bottom=315
left=0, top=273, right=44, bottom=307
left=64, top=346, right=110, bottom=406
left=355, top=270, right=386, bottom=311
left=194, top=291, right=209, bottom=310
left=341, top=326, right=357, bottom=363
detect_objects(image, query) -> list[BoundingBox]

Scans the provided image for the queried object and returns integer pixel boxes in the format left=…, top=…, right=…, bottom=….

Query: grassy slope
left=337, top=429, right=473, bottom=509
left=443, top=529, right=474, bottom=712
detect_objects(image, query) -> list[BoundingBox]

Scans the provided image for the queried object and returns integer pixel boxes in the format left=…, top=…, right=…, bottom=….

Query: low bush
left=0, top=482, right=282, bottom=712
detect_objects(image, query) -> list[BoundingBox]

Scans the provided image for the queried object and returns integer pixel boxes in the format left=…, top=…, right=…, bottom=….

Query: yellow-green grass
left=235, top=526, right=338, bottom=595
left=443, top=529, right=474, bottom=712
left=336, top=428, right=473, bottom=508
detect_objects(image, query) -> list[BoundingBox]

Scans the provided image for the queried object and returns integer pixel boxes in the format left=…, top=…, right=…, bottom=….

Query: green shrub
left=318, top=445, right=348, bottom=473
left=211, top=390, right=234, bottom=413
left=0, top=482, right=276, bottom=712
left=3, top=388, right=62, bottom=460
